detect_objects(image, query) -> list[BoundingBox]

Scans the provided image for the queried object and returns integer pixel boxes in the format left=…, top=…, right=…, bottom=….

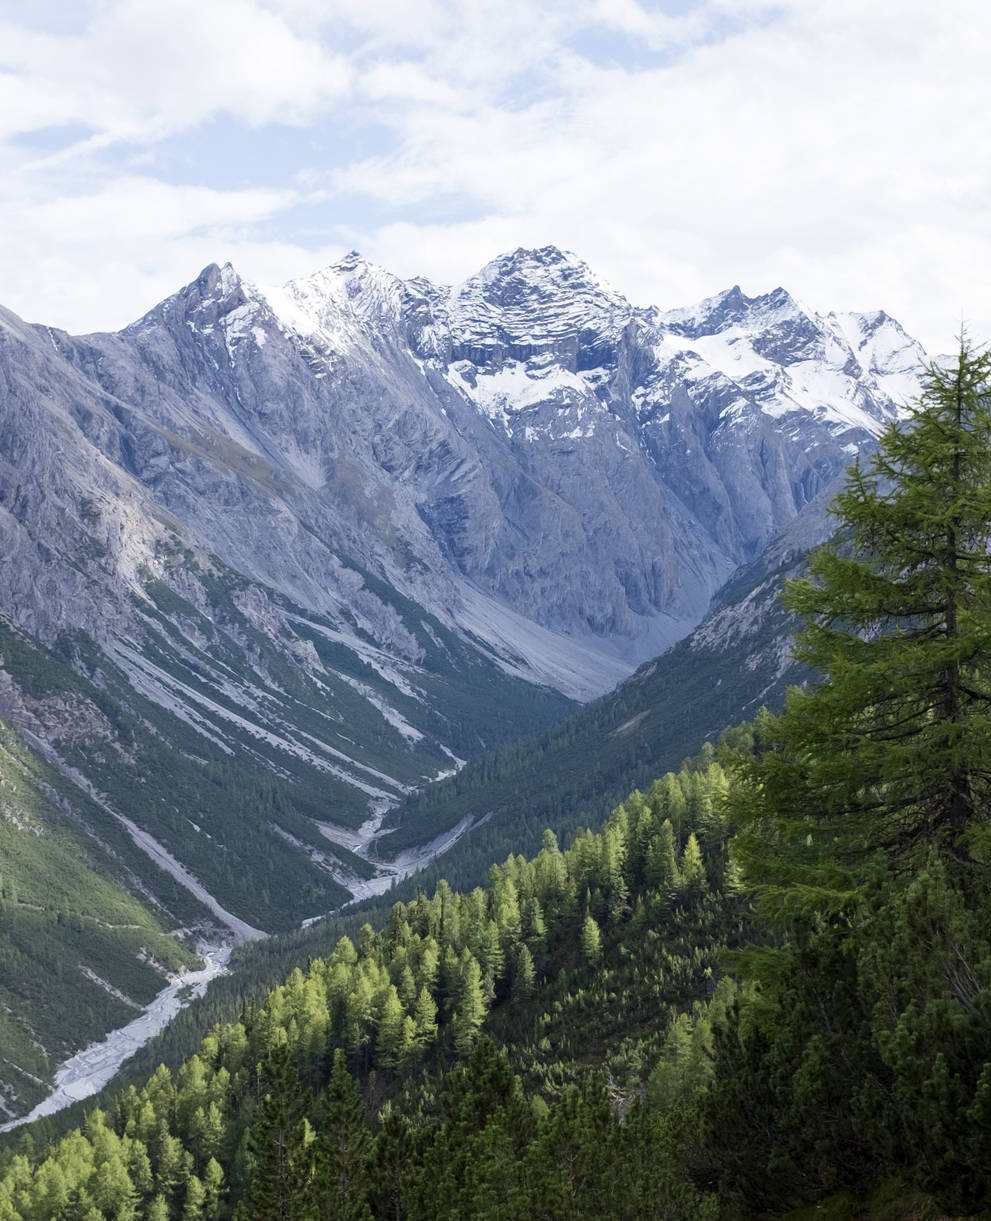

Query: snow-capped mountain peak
left=73, top=247, right=930, bottom=670
left=447, top=245, right=633, bottom=362
left=647, top=280, right=926, bottom=443
left=124, top=260, right=261, bottom=334
left=259, top=252, right=407, bottom=352
left=472, top=245, right=619, bottom=299
left=827, top=309, right=926, bottom=406
left=659, top=284, right=753, bottom=336
left=661, top=283, right=817, bottom=348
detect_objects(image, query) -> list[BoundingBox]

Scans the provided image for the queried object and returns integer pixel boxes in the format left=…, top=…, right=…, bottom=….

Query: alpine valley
left=0, top=246, right=925, bottom=1125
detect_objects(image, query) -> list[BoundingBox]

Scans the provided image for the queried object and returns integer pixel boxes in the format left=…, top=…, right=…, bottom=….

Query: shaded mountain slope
left=376, top=486, right=838, bottom=894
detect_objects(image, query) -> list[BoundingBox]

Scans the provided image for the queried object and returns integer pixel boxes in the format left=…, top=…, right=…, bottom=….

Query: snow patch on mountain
left=98, top=245, right=929, bottom=686
left=449, top=359, right=596, bottom=432
left=655, top=286, right=922, bottom=439
left=829, top=309, right=926, bottom=405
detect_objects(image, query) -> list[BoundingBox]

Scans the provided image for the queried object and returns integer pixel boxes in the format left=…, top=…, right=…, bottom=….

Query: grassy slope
left=0, top=721, right=201, bottom=1117
left=4, top=562, right=807, bottom=1131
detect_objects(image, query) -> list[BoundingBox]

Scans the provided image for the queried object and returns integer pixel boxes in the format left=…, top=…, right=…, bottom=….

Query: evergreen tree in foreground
left=710, top=336, right=991, bottom=1214
left=735, top=335, right=991, bottom=907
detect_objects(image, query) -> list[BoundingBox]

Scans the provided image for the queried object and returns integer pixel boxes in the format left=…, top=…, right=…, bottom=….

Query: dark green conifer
left=243, top=1041, right=309, bottom=1221
left=710, top=336, right=991, bottom=1213
left=307, top=1050, right=373, bottom=1221
left=735, top=337, right=991, bottom=901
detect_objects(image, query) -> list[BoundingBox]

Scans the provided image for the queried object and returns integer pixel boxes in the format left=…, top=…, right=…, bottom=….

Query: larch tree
left=734, top=336, right=991, bottom=910
left=375, top=984, right=407, bottom=1069
left=706, top=336, right=991, bottom=1213
left=452, top=955, right=488, bottom=1055
left=580, top=913, right=602, bottom=966
left=512, top=943, right=537, bottom=1000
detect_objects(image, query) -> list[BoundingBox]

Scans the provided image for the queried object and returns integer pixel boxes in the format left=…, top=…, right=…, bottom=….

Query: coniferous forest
left=1, top=345, right=990, bottom=1216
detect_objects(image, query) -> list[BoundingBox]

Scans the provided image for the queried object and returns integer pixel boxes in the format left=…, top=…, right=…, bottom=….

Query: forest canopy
left=1, top=339, right=990, bottom=1217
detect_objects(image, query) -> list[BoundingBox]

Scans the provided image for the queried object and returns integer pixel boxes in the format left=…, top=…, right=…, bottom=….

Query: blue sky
left=1, top=0, right=989, bottom=353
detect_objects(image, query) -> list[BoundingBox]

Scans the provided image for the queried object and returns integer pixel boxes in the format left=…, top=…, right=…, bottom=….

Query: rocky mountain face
left=0, top=241, right=924, bottom=856
left=0, top=246, right=926, bottom=905
left=86, top=246, right=922, bottom=655
left=104, top=253, right=926, bottom=626
left=0, top=245, right=927, bottom=1116
left=379, top=481, right=838, bottom=897
left=405, top=248, right=921, bottom=646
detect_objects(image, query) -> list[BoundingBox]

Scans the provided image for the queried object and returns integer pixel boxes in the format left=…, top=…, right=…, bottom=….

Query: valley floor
left=0, top=943, right=232, bottom=1134
left=315, top=807, right=487, bottom=906
left=5, top=797, right=486, bottom=1129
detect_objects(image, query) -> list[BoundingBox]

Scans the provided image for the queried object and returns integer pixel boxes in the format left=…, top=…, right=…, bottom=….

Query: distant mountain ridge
left=0, top=247, right=925, bottom=1114
left=0, top=245, right=926, bottom=889
left=0, top=245, right=927, bottom=897
left=152, top=246, right=920, bottom=646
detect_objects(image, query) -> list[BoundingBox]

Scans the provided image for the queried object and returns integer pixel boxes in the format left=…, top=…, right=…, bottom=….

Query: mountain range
left=0, top=245, right=926, bottom=1118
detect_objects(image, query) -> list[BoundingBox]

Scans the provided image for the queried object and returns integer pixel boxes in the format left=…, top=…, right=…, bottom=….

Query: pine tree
left=645, top=818, right=679, bottom=892
left=396, top=964, right=417, bottom=1008
left=452, top=955, right=487, bottom=1055
left=580, top=914, right=602, bottom=966
left=476, top=919, right=504, bottom=998
left=406, top=1039, right=533, bottom=1219
left=146, top=1196, right=170, bottom=1221
left=181, top=1173, right=206, bottom=1221
left=344, top=972, right=376, bottom=1065
left=154, top=1127, right=189, bottom=1203
left=91, top=1154, right=139, bottom=1220
left=523, top=894, right=547, bottom=949
left=197, top=1101, right=224, bottom=1163
left=307, top=1050, right=373, bottom=1221
left=512, top=943, right=537, bottom=1000
left=412, top=986, right=438, bottom=1048
left=437, top=945, right=462, bottom=1017
left=417, top=938, right=440, bottom=992
left=375, top=984, right=407, bottom=1069
left=708, top=336, right=991, bottom=1213
left=398, top=1015, right=418, bottom=1065
left=648, top=773, right=685, bottom=827
left=202, top=1157, right=225, bottom=1219
left=368, top=1104, right=410, bottom=1221
left=243, top=1041, right=309, bottom=1221
left=534, top=829, right=568, bottom=900
left=493, top=876, right=523, bottom=955
left=735, top=336, right=991, bottom=904
left=679, top=832, right=706, bottom=896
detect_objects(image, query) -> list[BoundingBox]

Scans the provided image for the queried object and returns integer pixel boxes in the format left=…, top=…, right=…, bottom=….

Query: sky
left=1, top=0, right=989, bottom=354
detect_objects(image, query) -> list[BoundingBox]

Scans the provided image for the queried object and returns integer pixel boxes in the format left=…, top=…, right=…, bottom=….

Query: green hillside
left=0, top=721, right=201, bottom=1119
left=2, top=347, right=988, bottom=1218
left=0, top=558, right=571, bottom=1121
left=0, top=738, right=745, bottom=1218
left=2, top=710, right=983, bottom=1218
left=377, top=549, right=808, bottom=896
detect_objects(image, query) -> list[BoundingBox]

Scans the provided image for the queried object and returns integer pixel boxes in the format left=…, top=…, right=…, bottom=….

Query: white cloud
left=29, top=178, right=296, bottom=241
left=590, top=0, right=711, bottom=50
left=0, top=0, right=350, bottom=144
left=360, top=62, right=460, bottom=107
left=1, top=0, right=990, bottom=352
left=0, top=177, right=303, bottom=328
left=323, top=0, right=991, bottom=351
